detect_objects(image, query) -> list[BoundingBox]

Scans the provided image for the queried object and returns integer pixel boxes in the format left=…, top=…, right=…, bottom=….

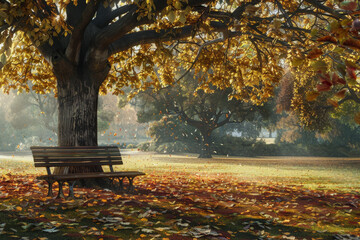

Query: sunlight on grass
left=1, top=153, right=359, bottom=192
left=120, top=154, right=360, bottom=192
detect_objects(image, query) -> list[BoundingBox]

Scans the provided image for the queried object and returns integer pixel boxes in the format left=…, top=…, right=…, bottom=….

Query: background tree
left=136, top=74, right=269, bottom=158
left=276, top=70, right=360, bottom=153
left=8, top=91, right=57, bottom=133
left=98, top=94, right=149, bottom=146
left=146, top=115, right=201, bottom=154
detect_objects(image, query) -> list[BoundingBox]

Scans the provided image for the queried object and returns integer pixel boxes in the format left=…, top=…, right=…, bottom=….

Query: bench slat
left=31, top=153, right=120, bottom=156
left=33, top=153, right=122, bottom=159
left=31, top=146, right=119, bottom=149
left=34, top=161, right=124, bottom=167
left=33, top=156, right=123, bottom=162
left=37, top=171, right=145, bottom=181
left=31, top=149, right=120, bottom=154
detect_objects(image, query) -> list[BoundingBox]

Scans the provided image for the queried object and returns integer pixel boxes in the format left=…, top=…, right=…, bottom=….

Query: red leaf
left=335, top=89, right=347, bottom=99
left=346, top=66, right=357, bottom=79
left=317, top=36, right=337, bottom=43
left=327, top=99, right=339, bottom=108
left=307, top=48, right=323, bottom=59
left=341, top=1, right=357, bottom=11
left=338, top=78, right=347, bottom=84
left=331, top=72, right=346, bottom=85
left=343, top=38, right=360, bottom=50
left=319, top=73, right=330, bottom=82
left=317, top=83, right=331, bottom=92
left=355, top=112, right=360, bottom=125
left=316, top=79, right=332, bottom=92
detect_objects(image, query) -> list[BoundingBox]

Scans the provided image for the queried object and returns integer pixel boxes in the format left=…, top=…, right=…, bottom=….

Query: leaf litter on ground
left=0, top=166, right=359, bottom=239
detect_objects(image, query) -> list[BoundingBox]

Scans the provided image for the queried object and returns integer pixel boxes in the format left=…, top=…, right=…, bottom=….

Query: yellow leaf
left=168, top=11, right=175, bottom=23
left=174, top=0, right=182, bottom=10
left=311, top=60, right=327, bottom=72
left=306, top=91, right=320, bottom=101
left=291, top=58, right=305, bottom=68
left=179, top=12, right=186, bottom=24
left=15, top=206, right=22, bottom=211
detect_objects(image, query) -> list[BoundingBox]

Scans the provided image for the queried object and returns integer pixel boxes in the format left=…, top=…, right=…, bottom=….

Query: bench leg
left=118, top=177, right=134, bottom=192
left=68, top=181, right=76, bottom=198
left=56, top=181, right=65, bottom=199
left=119, top=177, right=124, bottom=190
left=46, top=181, right=54, bottom=197
left=113, top=177, right=124, bottom=191
left=127, top=177, right=134, bottom=192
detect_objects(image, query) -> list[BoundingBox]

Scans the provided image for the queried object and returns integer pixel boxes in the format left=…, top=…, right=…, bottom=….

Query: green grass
left=1, top=153, right=360, bottom=191
left=119, top=154, right=360, bottom=192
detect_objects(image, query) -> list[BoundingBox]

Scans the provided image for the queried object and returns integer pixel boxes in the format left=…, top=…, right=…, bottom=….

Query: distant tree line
left=135, top=74, right=360, bottom=158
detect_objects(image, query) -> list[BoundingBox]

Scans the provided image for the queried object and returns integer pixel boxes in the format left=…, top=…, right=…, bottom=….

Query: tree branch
left=65, top=0, right=99, bottom=64
left=304, top=0, right=345, bottom=19
left=232, top=0, right=261, bottom=19
left=109, top=25, right=195, bottom=55
left=216, top=112, right=232, bottom=128
left=347, top=86, right=360, bottom=104
left=178, top=110, right=203, bottom=129
left=96, top=0, right=214, bottom=53
left=93, top=4, right=136, bottom=28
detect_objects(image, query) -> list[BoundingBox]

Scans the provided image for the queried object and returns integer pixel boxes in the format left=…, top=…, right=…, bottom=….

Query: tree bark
left=51, top=61, right=108, bottom=188
left=57, top=77, right=98, bottom=147
left=198, top=129, right=213, bottom=158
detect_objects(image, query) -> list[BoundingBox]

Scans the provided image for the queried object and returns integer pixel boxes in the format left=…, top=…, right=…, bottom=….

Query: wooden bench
left=30, top=146, right=145, bottom=198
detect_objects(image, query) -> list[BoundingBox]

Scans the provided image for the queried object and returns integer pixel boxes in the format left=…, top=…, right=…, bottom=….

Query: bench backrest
left=30, top=146, right=122, bottom=175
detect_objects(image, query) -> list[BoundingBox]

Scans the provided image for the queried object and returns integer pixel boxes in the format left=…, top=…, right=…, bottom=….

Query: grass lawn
left=0, top=152, right=359, bottom=239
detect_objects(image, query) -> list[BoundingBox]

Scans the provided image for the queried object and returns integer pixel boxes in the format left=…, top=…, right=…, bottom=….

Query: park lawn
left=0, top=153, right=359, bottom=239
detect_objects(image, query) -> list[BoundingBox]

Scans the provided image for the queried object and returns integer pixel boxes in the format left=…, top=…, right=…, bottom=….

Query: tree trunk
left=199, top=129, right=212, bottom=158
left=52, top=65, right=107, bottom=188
left=57, top=79, right=98, bottom=147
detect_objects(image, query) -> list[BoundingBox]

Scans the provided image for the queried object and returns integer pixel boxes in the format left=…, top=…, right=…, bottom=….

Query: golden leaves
left=311, top=60, right=328, bottom=72
left=306, top=91, right=320, bottom=101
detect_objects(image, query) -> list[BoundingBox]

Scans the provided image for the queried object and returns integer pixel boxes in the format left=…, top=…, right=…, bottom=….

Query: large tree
left=0, top=0, right=347, bottom=172
left=137, top=75, right=274, bottom=158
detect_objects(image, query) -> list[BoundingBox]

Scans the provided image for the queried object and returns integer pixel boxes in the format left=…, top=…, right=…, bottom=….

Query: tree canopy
left=0, top=0, right=348, bottom=96
left=0, top=0, right=355, bottom=149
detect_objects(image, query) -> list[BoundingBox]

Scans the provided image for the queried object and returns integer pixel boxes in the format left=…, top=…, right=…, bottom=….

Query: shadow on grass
left=0, top=197, right=334, bottom=240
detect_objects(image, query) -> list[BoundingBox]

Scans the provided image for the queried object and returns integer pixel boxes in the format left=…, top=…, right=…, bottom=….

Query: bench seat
left=37, top=171, right=145, bottom=181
